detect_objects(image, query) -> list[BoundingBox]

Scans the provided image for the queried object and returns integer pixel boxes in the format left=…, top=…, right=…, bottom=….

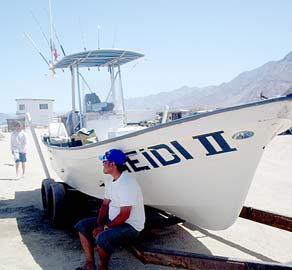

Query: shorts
left=75, top=216, right=140, bottom=254
left=16, top=153, right=27, bottom=163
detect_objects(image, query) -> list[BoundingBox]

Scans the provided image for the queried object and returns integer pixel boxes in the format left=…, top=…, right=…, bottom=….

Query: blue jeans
left=75, top=217, right=140, bottom=254
left=16, top=152, right=26, bottom=163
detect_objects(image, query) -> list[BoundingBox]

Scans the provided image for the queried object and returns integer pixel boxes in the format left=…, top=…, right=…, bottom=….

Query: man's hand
left=92, top=226, right=104, bottom=238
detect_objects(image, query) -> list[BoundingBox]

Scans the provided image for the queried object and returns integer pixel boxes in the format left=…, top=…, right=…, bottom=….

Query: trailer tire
left=48, top=182, right=66, bottom=227
left=41, top=178, right=55, bottom=216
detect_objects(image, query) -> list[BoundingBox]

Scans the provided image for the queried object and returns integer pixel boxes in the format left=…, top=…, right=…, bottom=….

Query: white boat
left=43, top=49, right=292, bottom=230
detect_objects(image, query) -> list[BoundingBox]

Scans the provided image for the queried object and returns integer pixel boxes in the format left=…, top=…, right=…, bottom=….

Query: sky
left=1, top=0, right=292, bottom=113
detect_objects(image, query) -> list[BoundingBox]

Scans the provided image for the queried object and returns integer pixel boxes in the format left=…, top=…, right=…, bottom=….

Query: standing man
left=75, top=149, right=145, bottom=270
left=10, top=122, right=28, bottom=179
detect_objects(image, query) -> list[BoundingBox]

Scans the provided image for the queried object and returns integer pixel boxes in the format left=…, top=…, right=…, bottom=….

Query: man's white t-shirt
left=104, top=171, right=145, bottom=232
left=11, top=131, right=28, bottom=153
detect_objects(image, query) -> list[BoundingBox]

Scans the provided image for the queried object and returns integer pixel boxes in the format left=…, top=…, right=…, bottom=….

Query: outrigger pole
left=48, top=0, right=54, bottom=64
left=44, top=7, right=66, bottom=57
left=30, top=11, right=50, bottom=50
left=53, top=24, right=66, bottom=57
left=23, top=32, right=51, bottom=68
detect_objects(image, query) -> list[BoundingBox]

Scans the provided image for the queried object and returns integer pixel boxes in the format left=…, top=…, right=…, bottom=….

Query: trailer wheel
left=41, top=178, right=55, bottom=216
left=48, top=182, right=66, bottom=227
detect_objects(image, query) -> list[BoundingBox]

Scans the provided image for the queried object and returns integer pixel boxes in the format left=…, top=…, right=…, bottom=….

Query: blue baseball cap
left=99, top=149, right=127, bottom=165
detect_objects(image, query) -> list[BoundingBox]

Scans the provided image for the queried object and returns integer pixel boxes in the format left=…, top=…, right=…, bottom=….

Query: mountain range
left=0, top=113, right=9, bottom=123
left=125, top=51, right=292, bottom=111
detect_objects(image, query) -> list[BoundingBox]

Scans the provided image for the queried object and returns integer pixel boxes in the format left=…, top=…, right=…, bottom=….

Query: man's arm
left=93, top=199, right=111, bottom=238
left=105, top=206, right=132, bottom=228
left=96, top=198, right=110, bottom=226
left=23, top=132, right=28, bottom=148
left=93, top=206, right=132, bottom=237
left=10, top=134, right=16, bottom=153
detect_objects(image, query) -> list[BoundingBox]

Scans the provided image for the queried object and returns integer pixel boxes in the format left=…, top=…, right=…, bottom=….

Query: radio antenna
left=79, top=18, right=87, bottom=51
left=112, top=27, right=117, bottom=48
left=97, top=25, right=101, bottom=49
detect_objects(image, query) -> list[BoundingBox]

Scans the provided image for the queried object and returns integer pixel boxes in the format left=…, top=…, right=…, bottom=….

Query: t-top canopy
left=53, top=49, right=144, bottom=69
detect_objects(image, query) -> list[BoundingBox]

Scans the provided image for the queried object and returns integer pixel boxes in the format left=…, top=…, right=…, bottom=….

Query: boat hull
left=46, top=96, right=292, bottom=230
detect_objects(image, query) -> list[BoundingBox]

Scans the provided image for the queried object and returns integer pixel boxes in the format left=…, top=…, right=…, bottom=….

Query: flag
left=53, top=43, right=59, bottom=61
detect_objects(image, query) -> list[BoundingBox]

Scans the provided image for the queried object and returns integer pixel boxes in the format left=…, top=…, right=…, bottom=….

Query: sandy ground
left=0, top=129, right=292, bottom=270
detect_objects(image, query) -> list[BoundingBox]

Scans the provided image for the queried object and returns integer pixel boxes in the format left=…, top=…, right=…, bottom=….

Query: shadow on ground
left=0, top=190, right=82, bottom=270
left=0, top=189, right=211, bottom=270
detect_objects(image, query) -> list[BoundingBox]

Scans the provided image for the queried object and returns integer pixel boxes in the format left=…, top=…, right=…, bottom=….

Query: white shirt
left=104, top=171, right=145, bottom=231
left=11, top=130, right=28, bottom=153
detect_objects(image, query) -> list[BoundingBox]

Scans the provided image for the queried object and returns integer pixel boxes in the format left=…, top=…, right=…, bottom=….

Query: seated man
left=75, top=149, right=145, bottom=270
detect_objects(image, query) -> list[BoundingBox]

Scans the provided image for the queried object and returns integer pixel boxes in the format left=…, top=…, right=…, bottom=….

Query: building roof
left=15, top=99, right=55, bottom=102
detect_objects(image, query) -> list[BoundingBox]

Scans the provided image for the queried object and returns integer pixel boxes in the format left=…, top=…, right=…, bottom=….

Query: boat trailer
left=42, top=180, right=292, bottom=270
left=127, top=206, right=292, bottom=270
left=239, top=206, right=292, bottom=232
left=129, top=245, right=292, bottom=270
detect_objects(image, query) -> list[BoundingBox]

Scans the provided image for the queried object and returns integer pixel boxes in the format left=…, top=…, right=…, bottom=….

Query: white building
left=157, top=108, right=190, bottom=122
left=16, top=98, right=54, bottom=126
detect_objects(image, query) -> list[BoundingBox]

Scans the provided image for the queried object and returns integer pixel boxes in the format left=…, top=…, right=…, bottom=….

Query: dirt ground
left=0, top=129, right=292, bottom=270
